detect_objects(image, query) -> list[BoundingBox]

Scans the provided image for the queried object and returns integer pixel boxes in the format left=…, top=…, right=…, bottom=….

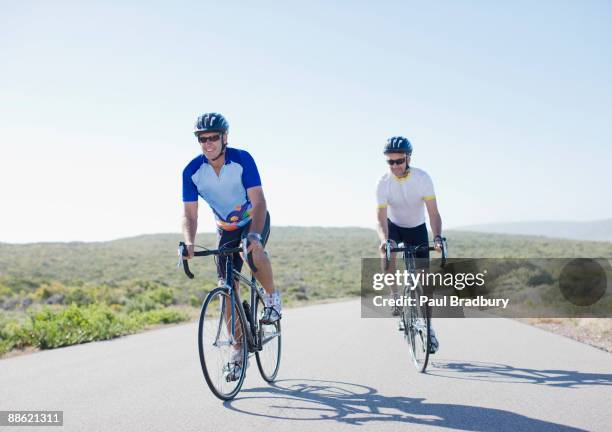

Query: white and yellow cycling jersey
left=376, top=167, right=436, bottom=228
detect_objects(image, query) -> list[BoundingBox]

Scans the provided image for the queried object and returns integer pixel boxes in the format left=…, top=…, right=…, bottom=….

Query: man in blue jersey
left=182, top=112, right=281, bottom=379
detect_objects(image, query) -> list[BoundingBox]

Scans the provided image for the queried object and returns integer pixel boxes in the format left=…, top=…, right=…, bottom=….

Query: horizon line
left=2, top=218, right=612, bottom=245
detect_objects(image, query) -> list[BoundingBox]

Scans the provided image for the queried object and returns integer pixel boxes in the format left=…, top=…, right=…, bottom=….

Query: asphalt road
left=1, top=300, right=611, bottom=431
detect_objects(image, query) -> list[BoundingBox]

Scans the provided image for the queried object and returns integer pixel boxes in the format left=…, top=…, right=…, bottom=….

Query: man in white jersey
left=376, top=136, right=443, bottom=354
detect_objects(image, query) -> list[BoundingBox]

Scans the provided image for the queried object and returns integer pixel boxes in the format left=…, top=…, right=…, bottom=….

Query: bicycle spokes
left=404, top=284, right=431, bottom=372
left=255, top=294, right=281, bottom=382
left=198, top=288, right=247, bottom=400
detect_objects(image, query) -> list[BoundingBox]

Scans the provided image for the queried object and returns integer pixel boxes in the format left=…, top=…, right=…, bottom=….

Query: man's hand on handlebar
left=242, top=237, right=263, bottom=254
left=433, top=235, right=443, bottom=252
left=183, top=243, right=195, bottom=260
left=379, top=239, right=397, bottom=253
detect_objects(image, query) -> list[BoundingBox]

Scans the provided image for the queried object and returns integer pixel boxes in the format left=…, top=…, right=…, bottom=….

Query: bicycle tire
left=198, top=287, right=248, bottom=400
left=404, top=282, right=431, bottom=372
left=254, top=293, right=282, bottom=382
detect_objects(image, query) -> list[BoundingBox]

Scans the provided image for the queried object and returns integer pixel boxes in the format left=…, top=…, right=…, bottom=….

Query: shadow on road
left=428, top=360, right=612, bottom=389
left=223, top=379, right=585, bottom=431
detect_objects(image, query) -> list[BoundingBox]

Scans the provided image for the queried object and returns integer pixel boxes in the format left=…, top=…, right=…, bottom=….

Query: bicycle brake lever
left=440, top=239, right=448, bottom=267
left=177, top=244, right=184, bottom=268
left=383, top=241, right=392, bottom=271
left=178, top=242, right=195, bottom=279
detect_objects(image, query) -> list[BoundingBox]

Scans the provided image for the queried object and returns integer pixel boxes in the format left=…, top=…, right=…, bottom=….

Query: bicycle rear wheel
left=254, top=294, right=281, bottom=382
left=403, top=282, right=431, bottom=372
left=198, top=287, right=247, bottom=400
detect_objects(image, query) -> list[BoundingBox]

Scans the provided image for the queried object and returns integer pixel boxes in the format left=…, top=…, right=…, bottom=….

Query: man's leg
left=217, top=228, right=247, bottom=379
left=240, top=213, right=280, bottom=323
left=240, top=213, right=273, bottom=290
left=384, top=219, right=402, bottom=316
left=249, top=248, right=275, bottom=295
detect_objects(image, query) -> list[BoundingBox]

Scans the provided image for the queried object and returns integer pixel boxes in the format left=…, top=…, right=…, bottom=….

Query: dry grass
left=520, top=318, right=612, bottom=352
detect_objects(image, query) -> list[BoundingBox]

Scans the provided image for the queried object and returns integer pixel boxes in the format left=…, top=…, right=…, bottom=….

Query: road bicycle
left=384, top=238, right=448, bottom=372
left=179, top=241, right=281, bottom=400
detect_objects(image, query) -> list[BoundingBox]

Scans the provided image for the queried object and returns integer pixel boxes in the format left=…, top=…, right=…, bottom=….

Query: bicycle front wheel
left=198, top=287, right=247, bottom=400
left=254, top=294, right=282, bottom=382
left=403, top=283, right=431, bottom=372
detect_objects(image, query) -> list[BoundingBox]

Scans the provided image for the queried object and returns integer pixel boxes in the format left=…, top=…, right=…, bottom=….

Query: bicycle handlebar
left=178, top=242, right=242, bottom=279
left=193, top=248, right=242, bottom=257
left=384, top=237, right=448, bottom=270
left=390, top=245, right=437, bottom=253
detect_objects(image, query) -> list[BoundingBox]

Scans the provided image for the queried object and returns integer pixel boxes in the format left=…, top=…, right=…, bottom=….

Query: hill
left=1, top=227, right=610, bottom=302
left=457, top=219, right=612, bottom=242
left=1, top=227, right=610, bottom=356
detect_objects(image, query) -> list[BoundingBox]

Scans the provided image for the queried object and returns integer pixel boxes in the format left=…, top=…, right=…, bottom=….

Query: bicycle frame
left=179, top=242, right=274, bottom=353
left=399, top=245, right=418, bottom=274
left=391, top=241, right=444, bottom=298
left=220, top=256, right=269, bottom=353
left=182, top=241, right=282, bottom=399
left=398, top=245, right=429, bottom=329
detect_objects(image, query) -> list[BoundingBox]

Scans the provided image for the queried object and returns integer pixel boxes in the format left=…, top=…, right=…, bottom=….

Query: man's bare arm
left=246, top=186, right=267, bottom=235
left=377, top=207, right=389, bottom=245
left=182, top=201, right=198, bottom=258
left=425, top=199, right=442, bottom=239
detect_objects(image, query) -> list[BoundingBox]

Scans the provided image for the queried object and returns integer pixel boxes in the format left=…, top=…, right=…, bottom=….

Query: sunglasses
left=386, top=157, right=406, bottom=166
left=197, top=134, right=221, bottom=144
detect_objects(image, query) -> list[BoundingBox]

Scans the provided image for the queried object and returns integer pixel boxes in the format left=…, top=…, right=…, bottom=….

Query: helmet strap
left=211, top=133, right=227, bottom=162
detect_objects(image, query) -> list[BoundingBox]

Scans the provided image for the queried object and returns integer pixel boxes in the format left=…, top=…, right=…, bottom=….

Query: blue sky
left=1, top=1, right=611, bottom=242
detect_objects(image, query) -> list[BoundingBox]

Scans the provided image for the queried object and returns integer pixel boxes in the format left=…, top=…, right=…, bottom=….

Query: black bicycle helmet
left=383, top=136, right=412, bottom=154
left=194, top=112, right=229, bottom=135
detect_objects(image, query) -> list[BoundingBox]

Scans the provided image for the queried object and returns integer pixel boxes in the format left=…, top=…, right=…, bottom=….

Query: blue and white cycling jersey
left=182, top=148, right=262, bottom=231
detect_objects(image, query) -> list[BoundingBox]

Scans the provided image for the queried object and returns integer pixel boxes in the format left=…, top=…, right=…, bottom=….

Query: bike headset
left=194, top=112, right=230, bottom=162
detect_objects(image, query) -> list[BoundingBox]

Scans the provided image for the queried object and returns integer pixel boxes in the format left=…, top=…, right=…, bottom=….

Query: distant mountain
left=457, top=219, right=612, bottom=242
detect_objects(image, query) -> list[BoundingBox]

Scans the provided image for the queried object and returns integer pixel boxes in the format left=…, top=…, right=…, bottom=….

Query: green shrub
left=132, top=308, right=188, bottom=326
left=148, top=287, right=175, bottom=307
left=64, top=288, right=94, bottom=306
left=0, top=304, right=189, bottom=356
left=32, top=282, right=68, bottom=301
left=527, top=271, right=555, bottom=286
left=0, top=277, right=39, bottom=295
left=190, top=295, right=202, bottom=308
left=100, top=286, right=128, bottom=307
left=0, top=317, right=23, bottom=355
left=0, top=284, right=12, bottom=298
left=124, top=287, right=177, bottom=313
left=124, top=295, right=159, bottom=313
left=24, top=304, right=137, bottom=349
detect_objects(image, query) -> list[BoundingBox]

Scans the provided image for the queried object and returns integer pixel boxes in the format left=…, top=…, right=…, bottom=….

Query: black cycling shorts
left=216, top=212, right=271, bottom=280
left=387, top=220, right=430, bottom=260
